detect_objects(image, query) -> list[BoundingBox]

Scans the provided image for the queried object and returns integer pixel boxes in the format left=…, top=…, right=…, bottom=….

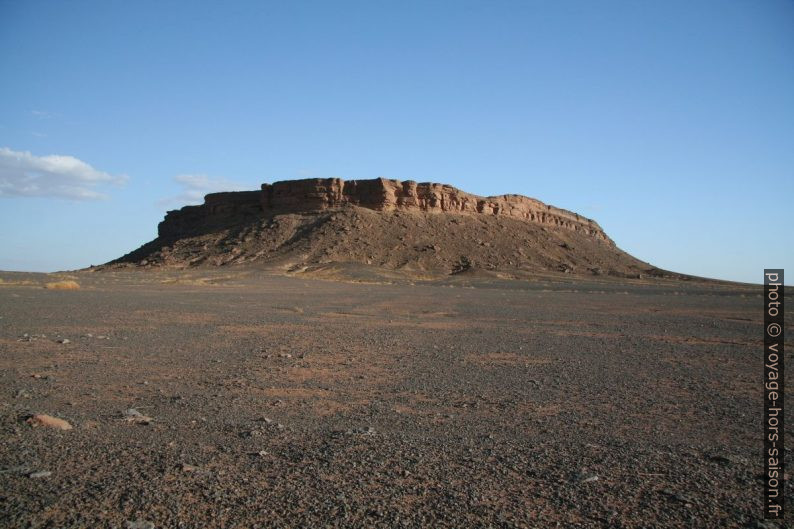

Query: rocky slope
left=109, top=178, right=671, bottom=279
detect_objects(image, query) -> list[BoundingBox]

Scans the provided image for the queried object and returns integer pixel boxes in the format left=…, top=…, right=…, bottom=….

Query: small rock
left=661, top=488, right=694, bottom=503
left=123, top=408, right=153, bottom=425
left=181, top=463, right=198, bottom=472
left=348, top=426, right=376, bottom=435
left=27, top=414, right=73, bottom=430
left=57, top=339, right=70, bottom=344
left=0, top=464, right=30, bottom=474
left=709, top=453, right=746, bottom=466
left=29, top=470, right=52, bottom=478
left=574, top=472, right=599, bottom=483
left=125, top=521, right=155, bottom=529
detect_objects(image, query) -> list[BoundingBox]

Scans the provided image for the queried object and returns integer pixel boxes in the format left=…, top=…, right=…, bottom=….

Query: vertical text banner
left=764, top=269, right=784, bottom=519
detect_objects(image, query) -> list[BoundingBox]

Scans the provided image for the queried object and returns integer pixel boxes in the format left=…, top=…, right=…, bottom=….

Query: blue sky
left=1, top=0, right=792, bottom=283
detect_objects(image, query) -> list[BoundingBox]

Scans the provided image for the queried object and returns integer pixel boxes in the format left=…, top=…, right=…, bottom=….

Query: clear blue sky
left=1, top=0, right=792, bottom=284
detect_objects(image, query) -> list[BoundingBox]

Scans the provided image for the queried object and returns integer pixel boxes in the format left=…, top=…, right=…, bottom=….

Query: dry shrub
left=44, top=280, right=81, bottom=290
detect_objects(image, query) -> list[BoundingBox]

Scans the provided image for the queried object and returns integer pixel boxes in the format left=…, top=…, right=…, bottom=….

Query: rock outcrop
left=260, top=178, right=608, bottom=241
left=111, top=177, right=669, bottom=280
left=158, top=178, right=609, bottom=243
left=158, top=191, right=262, bottom=239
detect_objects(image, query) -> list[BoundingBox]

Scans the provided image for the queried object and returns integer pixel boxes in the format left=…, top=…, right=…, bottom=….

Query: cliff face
left=159, top=178, right=610, bottom=243
left=158, top=191, right=261, bottom=239
left=111, top=177, right=662, bottom=280
left=261, top=178, right=608, bottom=241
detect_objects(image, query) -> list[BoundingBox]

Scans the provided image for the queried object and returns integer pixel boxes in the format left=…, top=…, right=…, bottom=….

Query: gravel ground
left=0, top=269, right=790, bottom=528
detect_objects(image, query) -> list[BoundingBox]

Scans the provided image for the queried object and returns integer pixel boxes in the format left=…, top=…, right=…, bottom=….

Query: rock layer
left=159, top=178, right=609, bottom=243
left=111, top=177, right=668, bottom=279
left=261, top=178, right=608, bottom=240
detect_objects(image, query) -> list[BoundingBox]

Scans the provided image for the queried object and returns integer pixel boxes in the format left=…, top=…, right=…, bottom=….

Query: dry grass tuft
left=160, top=275, right=239, bottom=286
left=44, top=280, right=81, bottom=290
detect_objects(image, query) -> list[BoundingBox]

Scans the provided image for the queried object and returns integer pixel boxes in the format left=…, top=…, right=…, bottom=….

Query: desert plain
left=0, top=267, right=790, bottom=528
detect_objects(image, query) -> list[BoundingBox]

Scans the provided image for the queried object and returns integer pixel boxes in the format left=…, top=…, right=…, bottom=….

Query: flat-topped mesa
left=157, top=177, right=611, bottom=243
left=112, top=176, right=667, bottom=277
left=261, top=178, right=611, bottom=242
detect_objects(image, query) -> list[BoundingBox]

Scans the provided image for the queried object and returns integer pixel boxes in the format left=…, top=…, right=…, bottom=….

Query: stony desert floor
left=0, top=269, right=790, bottom=528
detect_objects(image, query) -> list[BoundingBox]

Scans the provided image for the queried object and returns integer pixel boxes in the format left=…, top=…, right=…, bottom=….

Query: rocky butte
left=111, top=177, right=673, bottom=279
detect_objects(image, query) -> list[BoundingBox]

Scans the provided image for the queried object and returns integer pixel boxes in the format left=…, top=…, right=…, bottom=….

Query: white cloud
left=0, top=147, right=127, bottom=200
left=159, top=173, right=249, bottom=209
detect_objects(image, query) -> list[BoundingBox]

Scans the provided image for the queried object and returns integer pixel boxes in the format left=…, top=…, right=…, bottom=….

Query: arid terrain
left=108, top=178, right=675, bottom=280
left=1, top=178, right=790, bottom=528
left=1, top=267, right=789, bottom=528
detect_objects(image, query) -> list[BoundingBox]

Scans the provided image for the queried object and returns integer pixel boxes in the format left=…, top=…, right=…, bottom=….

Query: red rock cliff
left=260, top=178, right=610, bottom=242
left=159, top=178, right=610, bottom=243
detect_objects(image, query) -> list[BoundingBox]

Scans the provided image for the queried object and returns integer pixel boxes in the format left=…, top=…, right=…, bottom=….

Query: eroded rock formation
left=261, top=178, right=608, bottom=240
left=109, top=176, right=669, bottom=280
left=159, top=178, right=610, bottom=243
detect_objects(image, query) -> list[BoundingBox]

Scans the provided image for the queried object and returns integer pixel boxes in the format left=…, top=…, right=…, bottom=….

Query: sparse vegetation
left=44, top=280, right=81, bottom=290
left=0, top=278, right=36, bottom=286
